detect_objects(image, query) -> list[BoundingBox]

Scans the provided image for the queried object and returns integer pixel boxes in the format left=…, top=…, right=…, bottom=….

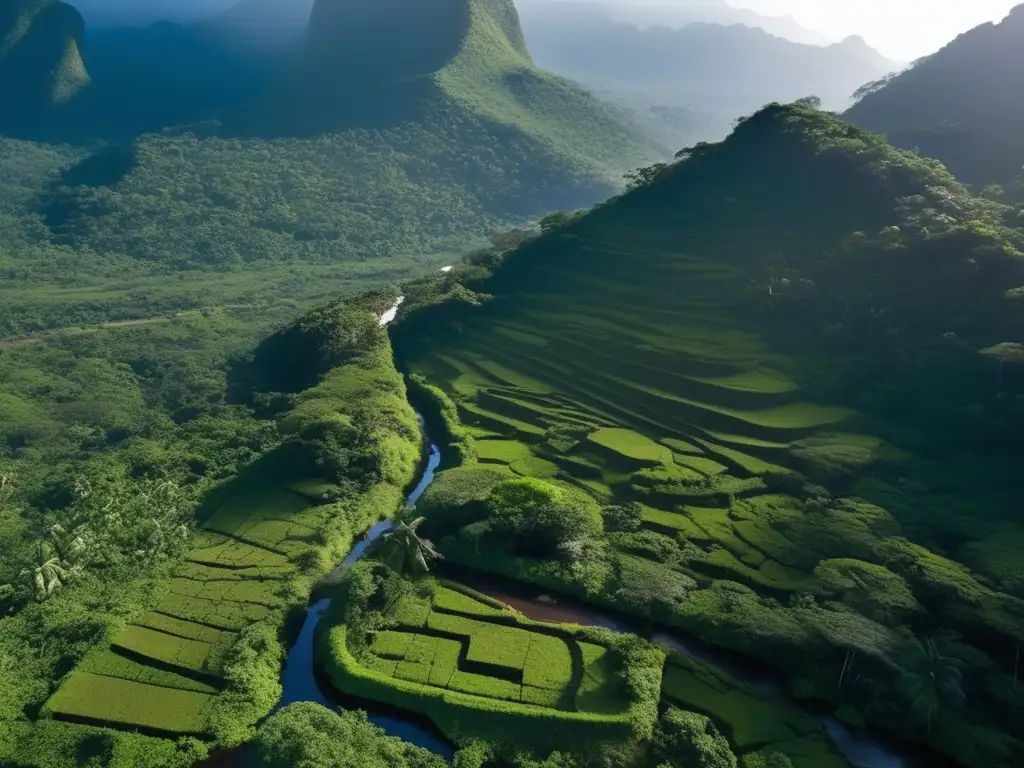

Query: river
left=204, top=421, right=931, bottom=768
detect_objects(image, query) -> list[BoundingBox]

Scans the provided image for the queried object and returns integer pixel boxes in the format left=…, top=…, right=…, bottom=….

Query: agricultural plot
left=349, top=585, right=620, bottom=716
left=662, top=658, right=847, bottom=768
left=43, top=466, right=328, bottom=736
left=403, top=224, right=909, bottom=605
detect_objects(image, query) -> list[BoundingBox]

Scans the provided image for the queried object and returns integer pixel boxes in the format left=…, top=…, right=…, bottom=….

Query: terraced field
left=322, top=582, right=645, bottom=749
left=401, top=225, right=902, bottom=598
left=661, top=656, right=847, bottom=768
left=43, top=456, right=343, bottom=736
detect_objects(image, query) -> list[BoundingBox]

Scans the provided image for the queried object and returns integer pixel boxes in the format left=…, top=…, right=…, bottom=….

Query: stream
left=204, top=422, right=925, bottom=768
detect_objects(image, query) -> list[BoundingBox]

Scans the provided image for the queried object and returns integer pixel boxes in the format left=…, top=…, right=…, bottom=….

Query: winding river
left=205, top=423, right=933, bottom=768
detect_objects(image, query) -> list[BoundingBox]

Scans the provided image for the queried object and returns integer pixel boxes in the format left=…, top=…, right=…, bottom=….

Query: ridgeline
left=390, top=103, right=1024, bottom=767
left=846, top=4, right=1024, bottom=199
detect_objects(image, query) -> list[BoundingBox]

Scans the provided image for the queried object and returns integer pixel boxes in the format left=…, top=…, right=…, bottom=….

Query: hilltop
left=0, top=0, right=90, bottom=133
left=845, top=4, right=1024, bottom=199
left=392, top=104, right=1024, bottom=766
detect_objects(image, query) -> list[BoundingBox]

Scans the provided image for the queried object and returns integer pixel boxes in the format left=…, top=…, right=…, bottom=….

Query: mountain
left=392, top=104, right=1024, bottom=767
left=515, top=2, right=896, bottom=146
left=1, top=0, right=657, bottom=335
left=0, top=0, right=90, bottom=133
left=845, top=4, right=1024, bottom=198
left=517, top=0, right=831, bottom=46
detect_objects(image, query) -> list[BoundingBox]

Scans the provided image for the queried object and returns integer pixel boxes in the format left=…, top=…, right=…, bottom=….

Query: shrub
left=417, top=466, right=511, bottom=537
left=601, top=502, right=643, bottom=532
left=254, top=702, right=446, bottom=768
left=406, top=373, right=477, bottom=466
left=486, top=477, right=603, bottom=559
left=654, top=707, right=737, bottom=768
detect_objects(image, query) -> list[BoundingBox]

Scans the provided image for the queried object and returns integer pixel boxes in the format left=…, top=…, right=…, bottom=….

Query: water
left=200, top=432, right=450, bottom=767
left=445, top=565, right=922, bottom=768
left=206, top=424, right=920, bottom=768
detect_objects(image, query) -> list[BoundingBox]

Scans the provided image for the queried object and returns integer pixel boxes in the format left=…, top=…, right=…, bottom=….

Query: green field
left=321, top=580, right=654, bottom=750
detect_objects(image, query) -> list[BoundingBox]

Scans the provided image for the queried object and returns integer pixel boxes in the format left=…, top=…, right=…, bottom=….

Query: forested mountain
left=392, top=104, right=1024, bottom=767
left=516, top=1, right=896, bottom=145
left=845, top=4, right=1024, bottom=199
left=0, top=0, right=90, bottom=134
left=0, top=0, right=658, bottom=336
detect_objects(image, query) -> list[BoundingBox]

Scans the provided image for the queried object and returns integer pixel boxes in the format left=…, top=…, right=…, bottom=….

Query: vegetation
left=317, top=567, right=664, bottom=757
left=1, top=292, right=422, bottom=760
left=254, top=702, right=446, bottom=768
left=393, top=103, right=1024, bottom=766
left=845, top=5, right=1024, bottom=198
left=0, top=0, right=89, bottom=134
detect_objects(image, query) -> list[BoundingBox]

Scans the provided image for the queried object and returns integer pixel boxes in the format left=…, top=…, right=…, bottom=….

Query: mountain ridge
left=391, top=103, right=1024, bottom=768
left=844, top=3, right=1024, bottom=196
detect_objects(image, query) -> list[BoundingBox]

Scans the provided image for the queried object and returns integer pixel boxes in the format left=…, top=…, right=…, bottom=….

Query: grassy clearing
left=587, top=428, right=673, bottom=467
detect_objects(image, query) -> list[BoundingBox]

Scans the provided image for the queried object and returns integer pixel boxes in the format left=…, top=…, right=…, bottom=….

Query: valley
left=1, top=2, right=1024, bottom=768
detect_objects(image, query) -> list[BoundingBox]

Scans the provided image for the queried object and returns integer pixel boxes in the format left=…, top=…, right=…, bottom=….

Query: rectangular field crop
left=46, top=673, right=213, bottom=735
left=370, top=631, right=415, bottom=660
left=112, top=626, right=219, bottom=676
left=522, top=634, right=573, bottom=691
left=429, top=639, right=461, bottom=687
left=80, top=650, right=220, bottom=694
left=433, top=587, right=508, bottom=618
left=466, top=625, right=531, bottom=671
left=576, top=642, right=625, bottom=714
left=448, top=670, right=521, bottom=702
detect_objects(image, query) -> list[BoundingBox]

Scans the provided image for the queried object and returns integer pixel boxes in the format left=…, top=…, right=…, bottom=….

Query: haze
left=75, top=0, right=1021, bottom=61
left=729, top=0, right=1019, bottom=59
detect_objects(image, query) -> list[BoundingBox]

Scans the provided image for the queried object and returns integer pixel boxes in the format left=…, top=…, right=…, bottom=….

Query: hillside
left=516, top=2, right=896, bottom=145
left=392, top=104, right=1024, bottom=767
left=1, top=0, right=657, bottom=336
left=0, top=0, right=90, bottom=133
left=845, top=4, right=1024, bottom=198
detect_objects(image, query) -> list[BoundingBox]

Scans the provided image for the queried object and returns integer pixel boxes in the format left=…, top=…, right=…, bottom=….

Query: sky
left=728, top=0, right=1020, bottom=60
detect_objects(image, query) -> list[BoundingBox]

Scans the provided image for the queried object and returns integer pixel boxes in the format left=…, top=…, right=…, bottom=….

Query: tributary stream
left=204, top=422, right=935, bottom=768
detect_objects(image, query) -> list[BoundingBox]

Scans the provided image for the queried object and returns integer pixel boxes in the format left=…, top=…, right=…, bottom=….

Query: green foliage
left=601, top=501, right=644, bottom=533
left=894, top=638, right=967, bottom=733
left=813, top=558, right=921, bottom=621
left=0, top=0, right=89, bottom=133
left=845, top=7, right=1024, bottom=195
left=318, top=575, right=663, bottom=754
left=371, top=515, right=444, bottom=577
left=407, top=373, right=477, bottom=465
left=654, top=707, right=737, bottom=768
left=254, top=702, right=446, bottom=768
left=486, top=477, right=604, bottom=559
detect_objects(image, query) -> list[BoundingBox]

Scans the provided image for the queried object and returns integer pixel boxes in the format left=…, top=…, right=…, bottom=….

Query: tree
left=601, top=501, right=643, bottom=532
left=370, top=513, right=442, bottom=577
left=654, top=707, right=737, bottom=768
left=624, top=162, right=669, bottom=191
left=979, top=342, right=1024, bottom=390
left=895, top=638, right=966, bottom=732
left=255, top=702, right=445, bottom=768
left=20, top=541, right=78, bottom=601
left=486, top=477, right=603, bottom=559
left=793, top=96, right=822, bottom=110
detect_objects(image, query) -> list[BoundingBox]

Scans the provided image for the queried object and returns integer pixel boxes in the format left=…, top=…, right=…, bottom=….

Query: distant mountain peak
left=0, top=0, right=90, bottom=132
left=306, top=0, right=472, bottom=81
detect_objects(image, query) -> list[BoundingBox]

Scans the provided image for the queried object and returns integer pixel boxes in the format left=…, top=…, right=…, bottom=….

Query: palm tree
left=895, top=638, right=966, bottom=732
left=370, top=514, right=442, bottom=577
left=20, top=542, right=79, bottom=602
